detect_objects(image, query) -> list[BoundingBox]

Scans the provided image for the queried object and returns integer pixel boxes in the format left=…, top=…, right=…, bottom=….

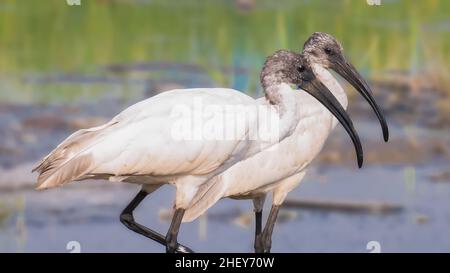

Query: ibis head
left=303, top=32, right=389, bottom=143
left=261, top=49, right=364, bottom=168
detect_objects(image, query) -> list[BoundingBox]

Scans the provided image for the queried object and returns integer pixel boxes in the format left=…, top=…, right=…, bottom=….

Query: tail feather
left=33, top=121, right=117, bottom=190
left=35, top=153, right=93, bottom=190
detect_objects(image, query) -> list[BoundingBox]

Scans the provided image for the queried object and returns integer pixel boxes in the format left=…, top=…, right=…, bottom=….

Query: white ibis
left=181, top=32, right=389, bottom=253
left=32, top=50, right=347, bottom=253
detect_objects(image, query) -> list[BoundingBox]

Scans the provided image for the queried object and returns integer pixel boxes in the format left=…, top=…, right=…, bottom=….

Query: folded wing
left=33, top=88, right=260, bottom=189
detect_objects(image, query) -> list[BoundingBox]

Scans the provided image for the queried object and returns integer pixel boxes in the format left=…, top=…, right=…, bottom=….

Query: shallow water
left=1, top=160, right=449, bottom=253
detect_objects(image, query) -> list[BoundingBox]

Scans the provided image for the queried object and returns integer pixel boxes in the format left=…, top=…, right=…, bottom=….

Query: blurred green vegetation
left=0, top=0, right=449, bottom=101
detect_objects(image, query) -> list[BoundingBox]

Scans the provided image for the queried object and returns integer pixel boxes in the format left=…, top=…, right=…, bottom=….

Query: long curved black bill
left=301, top=79, right=363, bottom=168
left=333, top=58, right=389, bottom=142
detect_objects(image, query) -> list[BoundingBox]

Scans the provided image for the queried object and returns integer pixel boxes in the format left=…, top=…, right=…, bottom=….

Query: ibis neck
left=312, top=63, right=348, bottom=110
left=264, top=83, right=300, bottom=139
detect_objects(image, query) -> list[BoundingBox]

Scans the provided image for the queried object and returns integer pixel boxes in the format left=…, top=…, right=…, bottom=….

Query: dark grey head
left=303, top=32, right=344, bottom=68
left=261, top=49, right=364, bottom=167
left=303, top=32, right=389, bottom=143
left=260, top=50, right=309, bottom=90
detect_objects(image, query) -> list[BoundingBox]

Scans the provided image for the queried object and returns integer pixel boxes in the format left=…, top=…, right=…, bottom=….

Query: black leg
left=255, top=205, right=280, bottom=253
left=254, top=211, right=263, bottom=252
left=120, top=190, right=194, bottom=253
left=165, top=208, right=185, bottom=253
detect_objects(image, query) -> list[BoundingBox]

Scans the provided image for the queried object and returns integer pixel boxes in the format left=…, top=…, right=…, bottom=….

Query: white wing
left=33, top=88, right=261, bottom=189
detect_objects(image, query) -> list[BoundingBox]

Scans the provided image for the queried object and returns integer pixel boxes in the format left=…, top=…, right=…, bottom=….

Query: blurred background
left=0, top=0, right=449, bottom=252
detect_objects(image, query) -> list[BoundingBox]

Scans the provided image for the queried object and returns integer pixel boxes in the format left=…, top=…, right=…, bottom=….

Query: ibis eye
left=297, top=65, right=305, bottom=73
left=324, top=47, right=333, bottom=54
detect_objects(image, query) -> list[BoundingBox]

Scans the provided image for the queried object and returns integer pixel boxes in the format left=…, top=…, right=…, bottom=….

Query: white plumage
left=34, top=87, right=295, bottom=206
left=183, top=64, right=346, bottom=221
